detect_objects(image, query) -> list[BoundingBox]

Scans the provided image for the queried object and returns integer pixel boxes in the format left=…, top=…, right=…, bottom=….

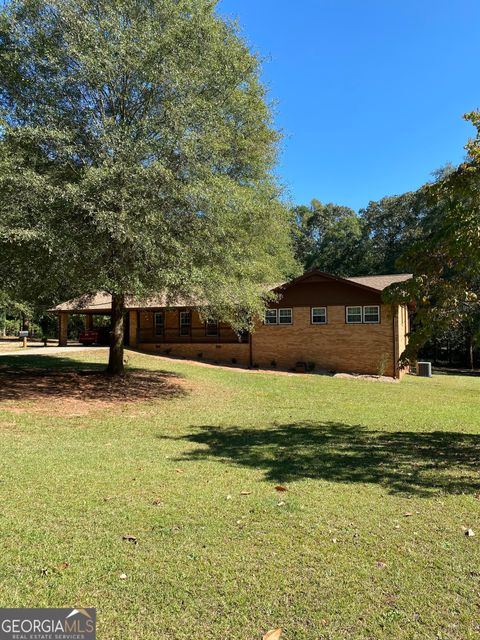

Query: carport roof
left=49, top=292, right=201, bottom=314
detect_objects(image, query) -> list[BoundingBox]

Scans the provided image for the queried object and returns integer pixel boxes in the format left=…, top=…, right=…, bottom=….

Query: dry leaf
left=403, top=512, right=413, bottom=517
left=277, top=501, right=285, bottom=507
left=376, top=561, right=387, bottom=569
left=174, top=468, right=184, bottom=474
left=465, top=528, right=475, bottom=537
left=119, top=573, right=127, bottom=580
left=240, top=490, right=252, bottom=495
left=275, top=485, right=288, bottom=492
left=152, top=499, right=162, bottom=506
left=56, top=562, right=69, bottom=571
left=122, top=535, right=138, bottom=544
left=263, top=629, right=282, bottom=640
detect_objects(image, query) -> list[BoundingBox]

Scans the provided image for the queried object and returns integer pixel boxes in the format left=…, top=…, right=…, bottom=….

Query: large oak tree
left=0, top=0, right=296, bottom=374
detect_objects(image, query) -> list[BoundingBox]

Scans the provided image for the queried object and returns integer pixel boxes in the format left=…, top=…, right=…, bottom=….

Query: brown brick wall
left=138, top=341, right=250, bottom=366
left=131, top=304, right=409, bottom=379
left=251, top=304, right=397, bottom=377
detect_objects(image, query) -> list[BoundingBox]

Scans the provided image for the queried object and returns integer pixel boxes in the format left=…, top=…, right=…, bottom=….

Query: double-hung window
left=363, top=305, right=380, bottom=323
left=346, top=305, right=380, bottom=324
left=278, top=308, right=293, bottom=324
left=154, top=312, right=164, bottom=336
left=346, top=306, right=363, bottom=324
left=265, top=309, right=278, bottom=325
left=264, top=308, right=293, bottom=325
left=311, top=307, right=327, bottom=325
left=206, top=319, right=218, bottom=337
left=180, top=311, right=191, bottom=336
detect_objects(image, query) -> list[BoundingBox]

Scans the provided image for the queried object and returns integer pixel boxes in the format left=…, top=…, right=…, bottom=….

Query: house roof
left=346, top=273, right=413, bottom=291
left=50, top=292, right=201, bottom=313
left=50, top=271, right=413, bottom=313
left=272, top=270, right=412, bottom=294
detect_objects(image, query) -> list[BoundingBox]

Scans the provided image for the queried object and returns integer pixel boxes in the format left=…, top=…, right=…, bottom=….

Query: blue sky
left=217, top=0, right=480, bottom=210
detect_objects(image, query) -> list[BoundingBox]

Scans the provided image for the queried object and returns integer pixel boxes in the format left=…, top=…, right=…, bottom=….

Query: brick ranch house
left=51, top=270, right=412, bottom=378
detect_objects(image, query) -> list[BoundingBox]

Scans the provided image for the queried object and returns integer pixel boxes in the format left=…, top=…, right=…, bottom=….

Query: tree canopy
left=384, top=118, right=480, bottom=366
left=0, top=0, right=297, bottom=373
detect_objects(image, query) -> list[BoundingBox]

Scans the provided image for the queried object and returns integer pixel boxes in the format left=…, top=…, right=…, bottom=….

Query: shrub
left=377, top=353, right=389, bottom=376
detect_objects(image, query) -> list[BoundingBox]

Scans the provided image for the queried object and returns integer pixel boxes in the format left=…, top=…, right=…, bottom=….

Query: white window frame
left=278, top=308, right=293, bottom=325
left=311, top=307, right=327, bottom=325
left=154, top=311, right=164, bottom=336
left=265, top=309, right=278, bottom=325
left=346, top=306, right=363, bottom=324
left=363, top=305, right=380, bottom=324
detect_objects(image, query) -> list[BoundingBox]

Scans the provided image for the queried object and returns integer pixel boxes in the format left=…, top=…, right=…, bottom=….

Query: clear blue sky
left=218, top=0, right=480, bottom=211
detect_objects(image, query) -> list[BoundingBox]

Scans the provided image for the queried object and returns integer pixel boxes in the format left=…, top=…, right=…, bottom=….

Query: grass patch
left=0, top=349, right=479, bottom=639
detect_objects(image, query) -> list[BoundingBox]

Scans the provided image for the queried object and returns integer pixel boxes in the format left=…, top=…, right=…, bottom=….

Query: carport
left=50, top=293, right=130, bottom=347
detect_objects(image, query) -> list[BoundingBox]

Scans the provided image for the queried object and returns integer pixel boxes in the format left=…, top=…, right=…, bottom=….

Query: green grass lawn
left=0, top=349, right=479, bottom=639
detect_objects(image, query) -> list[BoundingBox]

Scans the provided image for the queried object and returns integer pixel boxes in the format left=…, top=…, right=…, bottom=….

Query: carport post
left=85, top=314, right=94, bottom=330
left=58, top=312, right=69, bottom=346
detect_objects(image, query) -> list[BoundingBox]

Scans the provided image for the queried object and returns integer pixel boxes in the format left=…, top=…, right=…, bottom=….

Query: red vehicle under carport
left=79, top=327, right=110, bottom=346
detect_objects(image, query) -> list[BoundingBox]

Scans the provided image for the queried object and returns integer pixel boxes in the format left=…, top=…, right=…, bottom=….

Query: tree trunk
left=0, top=310, right=5, bottom=337
left=107, top=293, right=125, bottom=375
left=467, top=334, right=474, bottom=371
left=21, top=312, right=29, bottom=331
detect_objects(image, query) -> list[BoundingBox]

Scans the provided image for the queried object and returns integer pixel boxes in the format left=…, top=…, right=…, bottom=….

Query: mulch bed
left=0, top=367, right=187, bottom=416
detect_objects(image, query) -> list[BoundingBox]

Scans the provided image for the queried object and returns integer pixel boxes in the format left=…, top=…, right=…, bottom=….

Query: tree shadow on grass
left=0, top=354, right=187, bottom=405
left=161, top=422, right=480, bottom=496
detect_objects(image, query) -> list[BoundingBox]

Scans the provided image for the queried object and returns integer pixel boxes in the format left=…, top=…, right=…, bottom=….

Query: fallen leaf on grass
left=119, top=573, right=127, bottom=580
left=122, top=535, right=138, bottom=544
left=56, top=562, right=69, bottom=571
left=403, top=512, right=413, bottom=517
left=240, top=490, right=252, bottom=496
left=174, top=468, right=184, bottom=474
left=277, top=501, right=285, bottom=507
left=275, top=485, right=288, bottom=492
left=465, top=528, right=475, bottom=537
left=376, top=561, right=387, bottom=569
left=152, top=499, right=162, bottom=506
left=263, top=629, right=282, bottom=640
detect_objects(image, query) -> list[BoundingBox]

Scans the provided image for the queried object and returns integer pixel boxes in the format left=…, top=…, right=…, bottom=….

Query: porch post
left=85, top=314, right=94, bottom=330
left=58, top=312, right=69, bottom=346
left=136, top=311, right=141, bottom=347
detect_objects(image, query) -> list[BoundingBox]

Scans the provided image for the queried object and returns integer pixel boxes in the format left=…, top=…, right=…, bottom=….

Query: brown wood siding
left=271, top=280, right=381, bottom=307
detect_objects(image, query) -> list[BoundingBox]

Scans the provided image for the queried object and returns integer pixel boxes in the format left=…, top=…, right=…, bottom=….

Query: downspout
left=392, top=304, right=398, bottom=379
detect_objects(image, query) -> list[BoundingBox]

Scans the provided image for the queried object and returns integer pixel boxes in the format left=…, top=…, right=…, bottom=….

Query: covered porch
left=131, top=308, right=249, bottom=346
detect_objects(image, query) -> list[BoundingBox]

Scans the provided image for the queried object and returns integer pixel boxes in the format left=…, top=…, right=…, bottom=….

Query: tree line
left=290, top=142, right=480, bottom=369
left=1, top=0, right=479, bottom=373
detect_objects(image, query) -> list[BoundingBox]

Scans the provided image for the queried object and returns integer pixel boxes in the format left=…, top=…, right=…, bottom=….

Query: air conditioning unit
left=417, top=361, right=432, bottom=377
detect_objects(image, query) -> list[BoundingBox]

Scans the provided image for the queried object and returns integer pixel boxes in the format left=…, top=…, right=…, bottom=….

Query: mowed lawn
left=0, top=350, right=479, bottom=640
